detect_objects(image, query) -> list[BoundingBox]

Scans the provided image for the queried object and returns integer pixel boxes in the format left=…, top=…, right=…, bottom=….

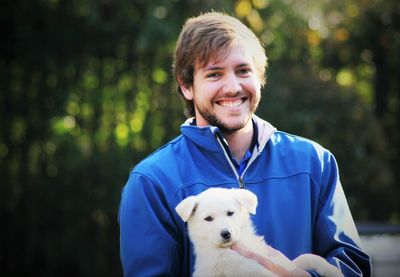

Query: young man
left=119, top=12, right=371, bottom=276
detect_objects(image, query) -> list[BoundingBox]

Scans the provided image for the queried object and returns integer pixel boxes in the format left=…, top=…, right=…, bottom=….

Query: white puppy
left=175, top=188, right=343, bottom=277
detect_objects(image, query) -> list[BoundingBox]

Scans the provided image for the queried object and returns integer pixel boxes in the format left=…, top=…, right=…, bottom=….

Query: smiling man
left=119, top=12, right=371, bottom=277
left=180, top=44, right=260, bottom=163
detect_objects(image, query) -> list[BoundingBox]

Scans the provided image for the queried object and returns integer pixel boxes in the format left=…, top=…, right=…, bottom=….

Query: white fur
left=175, top=188, right=343, bottom=277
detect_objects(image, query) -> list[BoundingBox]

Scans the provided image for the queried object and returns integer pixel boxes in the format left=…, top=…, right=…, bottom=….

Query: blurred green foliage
left=1, top=0, right=399, bottom=276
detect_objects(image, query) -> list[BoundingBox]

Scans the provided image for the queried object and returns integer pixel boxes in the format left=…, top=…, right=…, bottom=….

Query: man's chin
left=218, top=126, right=244, bottom=135
left=216, top=119, right=251, bottom=134
left=196, top=108, right=252, bottom=133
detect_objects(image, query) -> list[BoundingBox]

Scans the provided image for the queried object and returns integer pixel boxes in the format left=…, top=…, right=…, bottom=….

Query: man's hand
left=231, top=243, right=311, bottom=277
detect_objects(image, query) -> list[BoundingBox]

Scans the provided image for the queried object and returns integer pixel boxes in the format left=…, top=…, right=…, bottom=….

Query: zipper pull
left=239, top=177, right=245, bottom=188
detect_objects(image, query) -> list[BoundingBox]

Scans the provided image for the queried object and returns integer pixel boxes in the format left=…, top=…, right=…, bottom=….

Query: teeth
left=218, top=99, right=243, bottom=107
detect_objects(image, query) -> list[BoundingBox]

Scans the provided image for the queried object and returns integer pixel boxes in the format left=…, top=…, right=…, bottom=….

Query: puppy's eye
left=204, top=216, right=213, bottom=222
left=227, top=211, right=234, bottom=216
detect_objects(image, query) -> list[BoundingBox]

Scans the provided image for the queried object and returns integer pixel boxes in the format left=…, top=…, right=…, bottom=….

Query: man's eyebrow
left=203, top=63, right=251, bottom=71
left=204, top=66, right=223, bottom=71
left=236, top=63, right=251, bottom=67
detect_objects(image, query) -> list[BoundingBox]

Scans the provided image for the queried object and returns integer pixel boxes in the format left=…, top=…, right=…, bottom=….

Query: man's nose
left=222, top=73, right=241, bottom=94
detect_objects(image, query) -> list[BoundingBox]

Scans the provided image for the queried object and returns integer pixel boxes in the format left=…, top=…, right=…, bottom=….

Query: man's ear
left=175, top=196, right=197, bottom=222
left=233, top=189, right=258, bottom=215
left=178, top=80, right=194, bottom=101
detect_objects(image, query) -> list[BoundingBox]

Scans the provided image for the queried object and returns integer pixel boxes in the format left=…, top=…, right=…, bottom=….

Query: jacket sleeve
left=313, top=151, right=371, bottom=276
left=118, top=171, right=183, bottom=277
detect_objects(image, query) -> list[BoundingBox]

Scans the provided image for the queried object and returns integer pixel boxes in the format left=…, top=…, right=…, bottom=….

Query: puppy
left=175, top=188, right=343, bottom=277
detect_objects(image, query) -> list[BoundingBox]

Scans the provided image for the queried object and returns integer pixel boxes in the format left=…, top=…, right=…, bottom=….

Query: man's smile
left=215, top=97, right=248, bottom=108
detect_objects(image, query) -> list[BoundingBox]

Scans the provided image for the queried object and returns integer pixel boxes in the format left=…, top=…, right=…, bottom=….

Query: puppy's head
left=175, top=188, right=258, bottom=248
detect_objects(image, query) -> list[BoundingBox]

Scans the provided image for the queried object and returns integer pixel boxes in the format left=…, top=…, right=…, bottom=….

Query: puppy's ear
left=175, top=196, right=197, bottom=222
left=233, top=189, right=258, bottom=215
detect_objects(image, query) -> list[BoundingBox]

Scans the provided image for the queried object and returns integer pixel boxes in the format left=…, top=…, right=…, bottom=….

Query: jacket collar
left=180, top=115, right=276, bottom=154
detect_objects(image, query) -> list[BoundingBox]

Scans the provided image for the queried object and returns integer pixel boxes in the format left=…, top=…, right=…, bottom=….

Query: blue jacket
left=119, top=116, right=371, bottom=276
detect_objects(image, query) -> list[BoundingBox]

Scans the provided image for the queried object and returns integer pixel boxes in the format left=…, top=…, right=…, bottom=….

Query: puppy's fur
left=175, top=188, right=343, bottom=277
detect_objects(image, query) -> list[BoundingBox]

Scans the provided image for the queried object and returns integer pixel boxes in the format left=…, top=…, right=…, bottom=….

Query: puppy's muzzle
left=220, top=230, right=231, bottom=241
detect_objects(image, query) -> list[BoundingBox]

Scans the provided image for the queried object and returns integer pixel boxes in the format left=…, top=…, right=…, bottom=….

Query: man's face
left=181, top=44, right=262, bottom=134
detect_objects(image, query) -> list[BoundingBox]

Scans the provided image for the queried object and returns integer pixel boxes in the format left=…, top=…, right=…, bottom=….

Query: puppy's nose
left=220, top=230, right=231, bottom=240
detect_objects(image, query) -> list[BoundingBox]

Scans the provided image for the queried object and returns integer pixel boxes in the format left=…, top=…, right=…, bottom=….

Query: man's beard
left=194, top=94, right=259, bottom=135
left=196, top=108, right=248, bottom=135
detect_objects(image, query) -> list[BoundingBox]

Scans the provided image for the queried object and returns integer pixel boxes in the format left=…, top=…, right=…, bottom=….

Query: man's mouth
left=216, top=97, right=247, bottom=108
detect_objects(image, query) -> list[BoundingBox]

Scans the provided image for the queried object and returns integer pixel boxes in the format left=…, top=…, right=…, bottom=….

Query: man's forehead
left=195, top=44, right=254, bottom=70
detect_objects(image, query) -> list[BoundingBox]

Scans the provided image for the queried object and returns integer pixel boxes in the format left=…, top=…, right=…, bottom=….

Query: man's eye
left=237, top=69, right=250, bottom=76
left=206, top=72, right=220, bottom=78
left=204, top=216, right=214, bottom=222
left=227, top=211, right=234, bottom=216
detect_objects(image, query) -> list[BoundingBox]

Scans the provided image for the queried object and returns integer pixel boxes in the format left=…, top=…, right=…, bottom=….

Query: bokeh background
left=1, top=0, right=399, bottom=276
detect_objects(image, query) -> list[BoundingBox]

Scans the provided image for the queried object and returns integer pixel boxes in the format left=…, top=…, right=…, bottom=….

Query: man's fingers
left=231, top=243, right=311, bottom=277
left=232, top=244, right=280, bottom=270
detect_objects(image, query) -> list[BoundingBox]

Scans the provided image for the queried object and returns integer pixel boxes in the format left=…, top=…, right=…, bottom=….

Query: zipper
left=215, top=134, right=257, bottom=189
left=238, top=176, right=245, bottom=188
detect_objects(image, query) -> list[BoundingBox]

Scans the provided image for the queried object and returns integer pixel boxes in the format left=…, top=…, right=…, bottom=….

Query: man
left=119, top=12, right=371, bottom=276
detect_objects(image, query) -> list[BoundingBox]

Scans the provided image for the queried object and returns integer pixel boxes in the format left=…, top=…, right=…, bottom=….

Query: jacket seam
left=243, top=171, right=319, bottom=186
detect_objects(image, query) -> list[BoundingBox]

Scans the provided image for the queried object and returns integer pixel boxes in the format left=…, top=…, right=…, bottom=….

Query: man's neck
left=223, top=121, right=254, bottom=163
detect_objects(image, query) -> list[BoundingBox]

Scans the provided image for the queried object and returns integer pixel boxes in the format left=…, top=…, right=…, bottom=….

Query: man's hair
left=173, top=11, right=268, bottom=117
